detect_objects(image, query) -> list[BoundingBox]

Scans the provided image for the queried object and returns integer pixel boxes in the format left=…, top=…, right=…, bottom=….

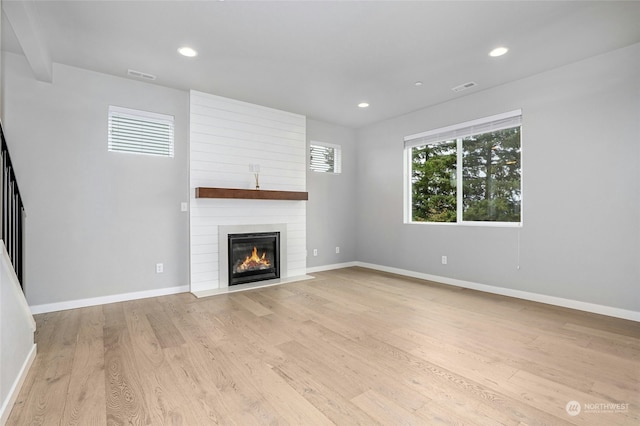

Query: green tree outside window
left=411, top=127, right=521, bottom=223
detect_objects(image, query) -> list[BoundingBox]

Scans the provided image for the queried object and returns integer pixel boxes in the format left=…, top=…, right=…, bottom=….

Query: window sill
left=406, top=221, right=522, bottom=228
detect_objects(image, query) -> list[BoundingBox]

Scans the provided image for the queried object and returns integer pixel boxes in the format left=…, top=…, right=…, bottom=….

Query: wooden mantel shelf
left=195, top=187, right=308, bottom=201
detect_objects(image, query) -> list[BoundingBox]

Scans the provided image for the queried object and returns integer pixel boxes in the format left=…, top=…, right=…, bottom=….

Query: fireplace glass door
left=228, top=232, right=280, bottom=286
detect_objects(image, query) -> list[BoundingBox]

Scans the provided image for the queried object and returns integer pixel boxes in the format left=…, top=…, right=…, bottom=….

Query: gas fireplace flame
left=237, top=246, right=271, bottom=272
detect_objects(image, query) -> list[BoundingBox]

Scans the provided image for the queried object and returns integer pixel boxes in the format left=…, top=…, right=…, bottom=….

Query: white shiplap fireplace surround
left=189, top=91, right=309, bottom=296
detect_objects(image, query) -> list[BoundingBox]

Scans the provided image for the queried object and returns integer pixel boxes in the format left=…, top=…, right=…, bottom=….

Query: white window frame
left=108, top=105, right=175, bottom=157
left=403, top=110, right=523, bottom=227
left=309, top=141, right=342, bottom=174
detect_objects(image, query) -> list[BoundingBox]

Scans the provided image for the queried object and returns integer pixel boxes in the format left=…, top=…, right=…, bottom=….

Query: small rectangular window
left=310, top=141, right=341, bottom=173
left=108, top=106, right=174, bottom=157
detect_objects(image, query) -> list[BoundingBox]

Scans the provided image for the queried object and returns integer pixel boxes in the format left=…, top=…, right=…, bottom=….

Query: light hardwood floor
left=7, top=267, right=640, bottom=425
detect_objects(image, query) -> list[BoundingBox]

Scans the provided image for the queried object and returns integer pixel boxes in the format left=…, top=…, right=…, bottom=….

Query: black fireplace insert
left=228, top=232, right=280, bottom=286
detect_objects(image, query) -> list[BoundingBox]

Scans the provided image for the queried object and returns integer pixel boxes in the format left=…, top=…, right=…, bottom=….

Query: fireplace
left=228, top=232, right=280, bottom=286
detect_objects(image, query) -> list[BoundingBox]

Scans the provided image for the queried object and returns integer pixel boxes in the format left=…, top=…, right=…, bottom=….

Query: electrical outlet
left=156, top=263, right=164, bottom=273
left=441, top=256, right=447, bottom=265
left=335, top=246, right=340, bottom=254
left=313, top=249, right=318, bottom=256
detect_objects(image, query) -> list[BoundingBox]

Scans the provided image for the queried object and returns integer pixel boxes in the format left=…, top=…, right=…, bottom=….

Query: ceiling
left=3, top=1, right=640, bottom=129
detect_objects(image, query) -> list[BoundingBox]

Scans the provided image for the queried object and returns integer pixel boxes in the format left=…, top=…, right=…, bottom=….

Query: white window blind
left=108, top=105, right=174, bottom=157
left=310, top=141, right=342, bottom=173
left=404, top=109, right=522, bottom=148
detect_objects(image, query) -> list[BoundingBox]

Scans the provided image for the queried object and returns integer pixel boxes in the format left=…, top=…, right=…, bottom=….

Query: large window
left=404, top=110, right=522, bottom=225
left=108, top=106, right=174, bottom=157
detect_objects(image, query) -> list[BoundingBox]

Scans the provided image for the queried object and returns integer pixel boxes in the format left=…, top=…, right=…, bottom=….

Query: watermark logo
left=566, top=401, right=581, bottom=416
left=566, top=400, right=629, bottom=416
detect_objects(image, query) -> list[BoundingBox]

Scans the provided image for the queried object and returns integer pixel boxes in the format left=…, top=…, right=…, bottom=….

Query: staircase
left=0, top=122, right=36, bottom=425
left=0, top=124, right=24, bottom=284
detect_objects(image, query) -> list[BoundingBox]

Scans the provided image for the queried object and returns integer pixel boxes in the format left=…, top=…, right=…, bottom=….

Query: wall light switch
left=181, top=202, right=188, bottom=212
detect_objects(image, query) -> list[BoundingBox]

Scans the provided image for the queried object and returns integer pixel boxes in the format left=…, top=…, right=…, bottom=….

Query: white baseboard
left=29, top=285, right=190, bottom=314
left=354, top=262, right=640, bottom=322
left=0, top=343, right=36, bottom=425
left=27, top=263, right=640, bottom=322
left=306, top=262, right=358, bottom=274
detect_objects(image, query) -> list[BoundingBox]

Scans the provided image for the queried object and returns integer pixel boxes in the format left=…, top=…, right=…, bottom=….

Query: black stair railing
left=0, top=123, right=25, bottom=287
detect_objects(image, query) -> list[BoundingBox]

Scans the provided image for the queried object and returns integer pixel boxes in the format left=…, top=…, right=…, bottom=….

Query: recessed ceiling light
left=178, top=46, right=198, bottom=57
left=358, top=102, right=369, bottom=108
left=489, top=46, right=509, bottom=57
left=414, top=81, right=423, bottom=87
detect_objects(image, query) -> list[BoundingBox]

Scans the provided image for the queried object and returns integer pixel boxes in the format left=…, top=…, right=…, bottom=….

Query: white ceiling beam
left=2, top=0, right=53, bottom=83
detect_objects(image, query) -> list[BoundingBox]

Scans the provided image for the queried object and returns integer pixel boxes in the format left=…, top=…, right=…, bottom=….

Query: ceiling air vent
left=452, top=81, right=477, bottom=92
left=127, top=69, right=156, bottom=81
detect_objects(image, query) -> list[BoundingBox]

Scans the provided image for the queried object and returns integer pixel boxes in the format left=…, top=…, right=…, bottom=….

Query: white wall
left=190, top=91, right=307, bottom=292
left=3, top=53, right=190, bottom=309
left=355, top=43, right=640, bottom=314
left=0, top=244, right=36, bottom=424
left=306, top=119, right=357, bottom=268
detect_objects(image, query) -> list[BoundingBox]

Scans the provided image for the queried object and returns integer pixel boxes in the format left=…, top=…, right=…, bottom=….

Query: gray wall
left=2, top=51, right=359, bottom=307
left=3, top=53, right=190, bottom=306
left=355, top=43, right=640, bottom=312
left=0, top=3, right=36, bottom=422
left=3, top=40, right=639, bottom=314
left=306, top=118, right=357, bottom=268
